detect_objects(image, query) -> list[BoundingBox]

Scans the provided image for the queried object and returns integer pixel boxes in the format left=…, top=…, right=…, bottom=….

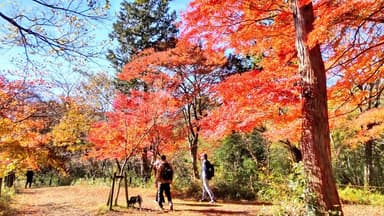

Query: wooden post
left=124, top=172, right=129, bottom=208
left=107, top=173, right=113, bottom=206
left=109, top=172, right=116, bottom=210
left=0, top=177, right=2, bottom=197
left=108, top=172, right=130, bottom=210
left=114, top=176, right=123, bottom=206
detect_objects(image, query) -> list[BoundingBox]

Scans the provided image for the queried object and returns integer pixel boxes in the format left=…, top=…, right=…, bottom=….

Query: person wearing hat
left=200, top=153, right=216, bottom=203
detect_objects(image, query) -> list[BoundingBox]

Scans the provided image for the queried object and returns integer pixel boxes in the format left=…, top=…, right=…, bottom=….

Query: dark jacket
left=201, top=159, right=209, bottom=179
left=155, top=161, right=173, bottom=184
left=26, top=170, right=34, bottom=181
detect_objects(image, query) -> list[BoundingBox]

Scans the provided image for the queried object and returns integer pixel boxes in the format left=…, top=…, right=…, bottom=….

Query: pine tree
left=107, top=0, right=177, bottom=72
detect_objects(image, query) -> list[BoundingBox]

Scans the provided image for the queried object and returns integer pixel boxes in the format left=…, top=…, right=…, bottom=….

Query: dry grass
left=3, top=185, right=384, bottom=216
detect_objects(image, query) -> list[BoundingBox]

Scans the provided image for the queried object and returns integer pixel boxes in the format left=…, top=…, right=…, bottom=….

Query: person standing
left=200, top=153, right=216, bottom=203
left=153, top=159, right=161, bottom=204
left=25, top=169, right=34, bottom=188
left=155, top=155, right=174, bottom=211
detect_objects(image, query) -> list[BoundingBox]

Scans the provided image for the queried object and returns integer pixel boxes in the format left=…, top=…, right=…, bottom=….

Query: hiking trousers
left=202, top=177, right=215, bottom=201
left=158, top=183, right=172, bottom=208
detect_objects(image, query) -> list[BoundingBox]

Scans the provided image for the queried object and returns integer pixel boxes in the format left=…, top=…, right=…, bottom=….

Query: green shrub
left=211, top=130, right=268, bottom=201
left=0, top=188, right=16, bottom=216
left=332, top=132, right=384, bottom=190
left=339, top=186, right=384, bottom=206
left=172, top=157, right=193, bottom=191
left=72, top=177, right=111, bottom=186
left=58, top=176, right=74, bottom=186
left=179, top=180, right=202, bottom=200
left=268, top=162, right=320, bottom=216
left=257, top=143, right=293, bottom=203
left=214, top=179, right=256, bottom=200
left=257, top=172, right=290, bottom=202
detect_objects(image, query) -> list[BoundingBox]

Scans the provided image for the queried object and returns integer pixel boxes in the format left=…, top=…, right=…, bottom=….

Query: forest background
left=0, top=0, right=384, bottom=215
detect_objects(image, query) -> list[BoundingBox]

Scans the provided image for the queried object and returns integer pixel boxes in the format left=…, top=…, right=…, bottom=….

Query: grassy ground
left=1, top=184, right=384, bottom=215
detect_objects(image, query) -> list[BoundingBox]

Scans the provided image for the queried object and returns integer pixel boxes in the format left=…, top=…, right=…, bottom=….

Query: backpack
left=161, top=162, right=173, bottom=181
left=205, top=160, right=214, bottom=180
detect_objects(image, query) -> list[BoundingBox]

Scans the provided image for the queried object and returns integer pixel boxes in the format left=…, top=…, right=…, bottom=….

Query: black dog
left=128, top=195, right=142, bottom=210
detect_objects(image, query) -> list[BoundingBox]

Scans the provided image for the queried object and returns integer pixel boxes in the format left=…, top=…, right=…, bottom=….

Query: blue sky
left=0, top=0, right=190, bottom=76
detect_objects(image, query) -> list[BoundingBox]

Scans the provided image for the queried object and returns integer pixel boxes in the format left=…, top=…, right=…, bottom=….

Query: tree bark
left=190, top=135, right=200, bottom=179
left=291, top=0, right=342, bottom=214
left=184, top=104, right=201, bottom=179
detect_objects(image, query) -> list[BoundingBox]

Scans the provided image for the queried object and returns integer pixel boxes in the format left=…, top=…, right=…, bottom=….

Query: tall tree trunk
left=184, top=104, right=201, bottom=179
left=364, top=140, right=373, bottom=188
left=189, top=135, right=200, bottom=179
left=291, top=0, right=342, bottom=214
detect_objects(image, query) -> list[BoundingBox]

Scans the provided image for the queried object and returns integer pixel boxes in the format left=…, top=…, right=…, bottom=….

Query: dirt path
left=5, top=185, right=384, bottom=215
left=7, top=185, right=271, bottom=215
left=9, top=185, right=111, bottom=216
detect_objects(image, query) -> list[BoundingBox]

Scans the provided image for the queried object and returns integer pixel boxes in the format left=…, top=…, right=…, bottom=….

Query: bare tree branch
left=0, top=0, right=110, bottom=62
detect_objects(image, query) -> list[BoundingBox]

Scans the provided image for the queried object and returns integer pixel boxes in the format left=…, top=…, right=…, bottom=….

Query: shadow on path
left=173, top=208, right=250, bottom=215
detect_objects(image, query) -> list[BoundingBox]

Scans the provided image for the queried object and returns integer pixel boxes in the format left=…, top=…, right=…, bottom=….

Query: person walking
left=155, top=155, right=174, bottom=211
left=200, top=153, right=216, bottom=203
left=153, top=159, right=161, bottom=204
left=25, top=169, right=34, bottom=188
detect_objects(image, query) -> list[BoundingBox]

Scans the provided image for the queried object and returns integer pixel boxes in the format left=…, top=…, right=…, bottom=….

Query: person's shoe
left=199, top=198, right=206, bottom=202
left=209, top=200, right=216, bottom=204
left=158, top=202, right=164, bottom=210
left=169, top=203, right=173, bottom=211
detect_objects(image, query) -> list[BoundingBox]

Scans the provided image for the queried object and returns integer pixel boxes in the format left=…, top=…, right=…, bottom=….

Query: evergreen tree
left=107, top=0, right=177, bottom=72
left=107, top=0, right=178, bottom=93
left=214, top=129, right=268, bottom=200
